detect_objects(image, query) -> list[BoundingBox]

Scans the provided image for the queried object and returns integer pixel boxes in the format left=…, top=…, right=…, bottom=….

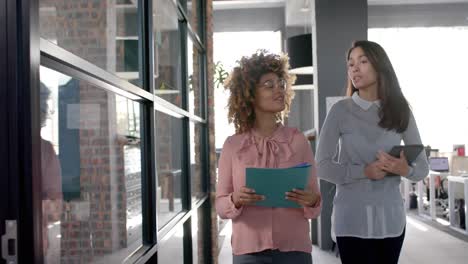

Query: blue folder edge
left=245, top=164, right=311, bottom=208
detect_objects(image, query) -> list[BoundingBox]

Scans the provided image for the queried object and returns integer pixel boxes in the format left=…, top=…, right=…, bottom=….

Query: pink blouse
left=215, top=125, right=322, bottom=255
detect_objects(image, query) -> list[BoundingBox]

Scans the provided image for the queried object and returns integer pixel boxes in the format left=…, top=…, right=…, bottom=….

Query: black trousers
left=233, top=250, right=312, bottom=264
left=336, top=228, right=405, bottom=264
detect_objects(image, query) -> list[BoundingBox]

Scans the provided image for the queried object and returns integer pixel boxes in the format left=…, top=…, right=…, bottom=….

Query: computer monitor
left=429, top=157, right=450, bottom=172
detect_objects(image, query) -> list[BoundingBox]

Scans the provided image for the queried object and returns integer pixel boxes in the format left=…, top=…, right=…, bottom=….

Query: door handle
left=1, top=220, right=17, bottom=264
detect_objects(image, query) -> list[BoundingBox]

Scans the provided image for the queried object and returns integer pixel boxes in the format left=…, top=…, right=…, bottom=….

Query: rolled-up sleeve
left=215, top=137, right=243, bottom=219
left=316, top=103, right=368, bottom=185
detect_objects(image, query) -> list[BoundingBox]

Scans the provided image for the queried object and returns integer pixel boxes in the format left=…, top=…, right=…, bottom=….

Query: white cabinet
left=447, top=176, right=468, bottom=235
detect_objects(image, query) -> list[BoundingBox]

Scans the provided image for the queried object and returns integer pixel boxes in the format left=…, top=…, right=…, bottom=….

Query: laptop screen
left=429, top=157, right=449, bottom=172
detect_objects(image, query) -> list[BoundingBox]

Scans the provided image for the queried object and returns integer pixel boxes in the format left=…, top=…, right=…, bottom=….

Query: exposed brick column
left=192, top=0, right=202, bottom=201
left=205, top=1, right=219, bottom=263
left=155, top=112, right=173, bottom=206
left=39, top=0, right=129, bottom=262
left=59, top=83, right=128, bottom=263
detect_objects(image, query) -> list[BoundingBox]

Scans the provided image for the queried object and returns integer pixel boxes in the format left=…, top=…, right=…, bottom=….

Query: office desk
left=401, top=177, right=412, bottom=210
left=401, top=177, right=419, bottom=210
left=417, top=172, right=448, bottom=220
left=447, top=176, right=468, bottom=235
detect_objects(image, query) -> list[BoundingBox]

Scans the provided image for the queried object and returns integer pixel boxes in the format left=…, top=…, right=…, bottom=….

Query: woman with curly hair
left=215, top=50, right=322, bottom=264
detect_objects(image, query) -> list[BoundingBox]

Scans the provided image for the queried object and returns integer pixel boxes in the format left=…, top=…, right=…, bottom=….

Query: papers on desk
left=245, top=163, right=310, bottom=208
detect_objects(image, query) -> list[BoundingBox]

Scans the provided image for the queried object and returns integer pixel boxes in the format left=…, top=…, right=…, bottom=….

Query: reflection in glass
left=155, top=111, right=183, bottom=228
left=191, top=206, right=205, bottom=264
left=190, top=122, right=204, bottom=201
left=187, top=0, right=200, bottom=36
left=40, top=66, right=143, bottom=263
left=40, top=80, right=63, bottom=263
left=187, top=36, right=202, bottom=117
left=158, top=227, right=184, bottom=263
left=39, top=0, right=142, bottom=87
left=153, top=0, right=182, bottom=106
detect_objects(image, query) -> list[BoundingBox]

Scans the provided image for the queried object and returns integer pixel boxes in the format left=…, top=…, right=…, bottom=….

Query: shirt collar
left=352, top=92, right=381, bottom=110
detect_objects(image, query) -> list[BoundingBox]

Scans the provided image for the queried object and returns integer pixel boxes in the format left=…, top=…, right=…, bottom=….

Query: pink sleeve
left=298, top=135, right=322, bottom=219
left=215, top=137, right=243, bottom=219
left=41, top=139, right=63, bottom=200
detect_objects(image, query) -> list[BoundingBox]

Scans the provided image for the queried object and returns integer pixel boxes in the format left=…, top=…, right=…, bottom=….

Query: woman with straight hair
left=216, top=50, right=322, bottom=264
left=316, top=40, right=429, bottom=264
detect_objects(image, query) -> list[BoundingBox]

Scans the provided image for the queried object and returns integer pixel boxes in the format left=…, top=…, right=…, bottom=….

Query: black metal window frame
left=4, top=0, right=211, bottom=263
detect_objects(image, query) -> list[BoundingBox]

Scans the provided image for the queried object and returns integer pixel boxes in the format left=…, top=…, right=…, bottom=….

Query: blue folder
left=245, top=164, right=311, bottom=208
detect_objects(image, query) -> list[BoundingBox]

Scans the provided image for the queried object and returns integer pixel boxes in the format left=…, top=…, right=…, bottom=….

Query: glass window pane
left=156, top=110, right=183, bottom=228
left=153, top=0, right=182, bottom=106
left=192, top=206, right=204, bottom=264
left=39, top=0, right=143, bottom=87
left=158, top=226, right=184, bottom=263
left=188, top=36, right=202, bottom=117
left=39, top=66, right=143, bottom=263
left=190, top=122, right=204, bottom=201
left=187, top=0, right=200, bottom=37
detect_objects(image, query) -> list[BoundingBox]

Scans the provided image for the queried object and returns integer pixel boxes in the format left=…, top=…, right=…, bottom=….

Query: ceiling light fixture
left=300, top=0, right=310, bottom=12
left=287, top=33, right=313, bottom=90
left=287, top=33, right=313, bottom=75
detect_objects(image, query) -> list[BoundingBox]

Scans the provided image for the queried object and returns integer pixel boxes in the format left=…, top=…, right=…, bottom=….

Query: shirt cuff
left=406, top=166, right=414, bottom=177
left=349, top=164, right=367, bottom=181
left=307, top=194, right=322, bottom=208
left=303, top=195, right=322, bottom=219
left=228, top=193, right=243, bottom=215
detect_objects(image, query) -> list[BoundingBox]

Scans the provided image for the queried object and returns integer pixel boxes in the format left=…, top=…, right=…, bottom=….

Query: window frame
left=5, top=0, right=210, bottom=262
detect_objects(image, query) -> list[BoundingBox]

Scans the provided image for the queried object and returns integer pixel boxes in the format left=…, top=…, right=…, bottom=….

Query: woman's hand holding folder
left=232, top=187, right=266, bottom=209
left=285, top=189, right=321, bottom=208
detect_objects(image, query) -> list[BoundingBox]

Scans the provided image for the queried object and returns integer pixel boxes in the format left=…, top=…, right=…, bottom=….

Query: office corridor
left=218, top=215, right=468, bottom=264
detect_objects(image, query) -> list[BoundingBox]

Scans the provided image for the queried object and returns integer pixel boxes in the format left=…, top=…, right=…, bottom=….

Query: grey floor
left=218, top=215, right=468, bottom=264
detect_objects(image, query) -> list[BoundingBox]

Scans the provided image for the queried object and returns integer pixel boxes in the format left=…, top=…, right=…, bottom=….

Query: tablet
left=387, top=144, right=424, bottom=176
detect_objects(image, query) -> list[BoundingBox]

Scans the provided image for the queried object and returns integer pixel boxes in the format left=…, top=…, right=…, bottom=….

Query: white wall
left=369, top=27, right=468, bottom=152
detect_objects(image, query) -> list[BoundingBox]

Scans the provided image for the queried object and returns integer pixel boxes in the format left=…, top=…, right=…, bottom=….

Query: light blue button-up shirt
left=316, top=92, right=429, bottom=238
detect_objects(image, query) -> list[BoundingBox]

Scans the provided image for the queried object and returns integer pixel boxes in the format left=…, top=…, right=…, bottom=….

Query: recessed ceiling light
left=300, top=0, right=310, bottom=12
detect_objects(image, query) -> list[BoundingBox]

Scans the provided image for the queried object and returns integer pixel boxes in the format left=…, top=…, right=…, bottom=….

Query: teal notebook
left=245, top=164, right=311, bottom=208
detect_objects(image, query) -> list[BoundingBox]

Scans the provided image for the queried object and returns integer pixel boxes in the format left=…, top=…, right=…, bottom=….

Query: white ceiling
left=213, top=0, right=284, bottom=10
left=213, top=0, right=468, bottom=9
left=213, top=0, right=468, bottom=26
left=285, top=0, right=313, bottom=27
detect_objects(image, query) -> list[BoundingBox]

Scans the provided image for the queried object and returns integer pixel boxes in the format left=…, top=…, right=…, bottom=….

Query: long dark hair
left=346, top=40, right=410, bottom=133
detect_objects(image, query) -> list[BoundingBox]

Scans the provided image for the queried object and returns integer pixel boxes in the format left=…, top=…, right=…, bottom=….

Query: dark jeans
left=336, top=228, right=405, bottom=264
left=233, top=249, right=312, bottom=264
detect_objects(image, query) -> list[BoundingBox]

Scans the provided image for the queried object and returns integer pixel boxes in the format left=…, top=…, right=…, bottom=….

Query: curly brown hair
left=224, top=50, right=296, bottom=134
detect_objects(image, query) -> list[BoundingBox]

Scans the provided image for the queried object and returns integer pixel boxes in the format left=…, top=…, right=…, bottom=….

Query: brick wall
left=185, top=1, right=217, bottom=263
left=155, top=111, right=175, bottom=203
left=189, top=1, right=217, bottom=263
left=205, top=1, right=219, bottom=263
left=39, top=0, right=216, bottom=262
left=59, top=84, right=128, bottom=263
left=40, top=0, right=130, bottom=262
left=40, top=0, right=111, bottom=69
